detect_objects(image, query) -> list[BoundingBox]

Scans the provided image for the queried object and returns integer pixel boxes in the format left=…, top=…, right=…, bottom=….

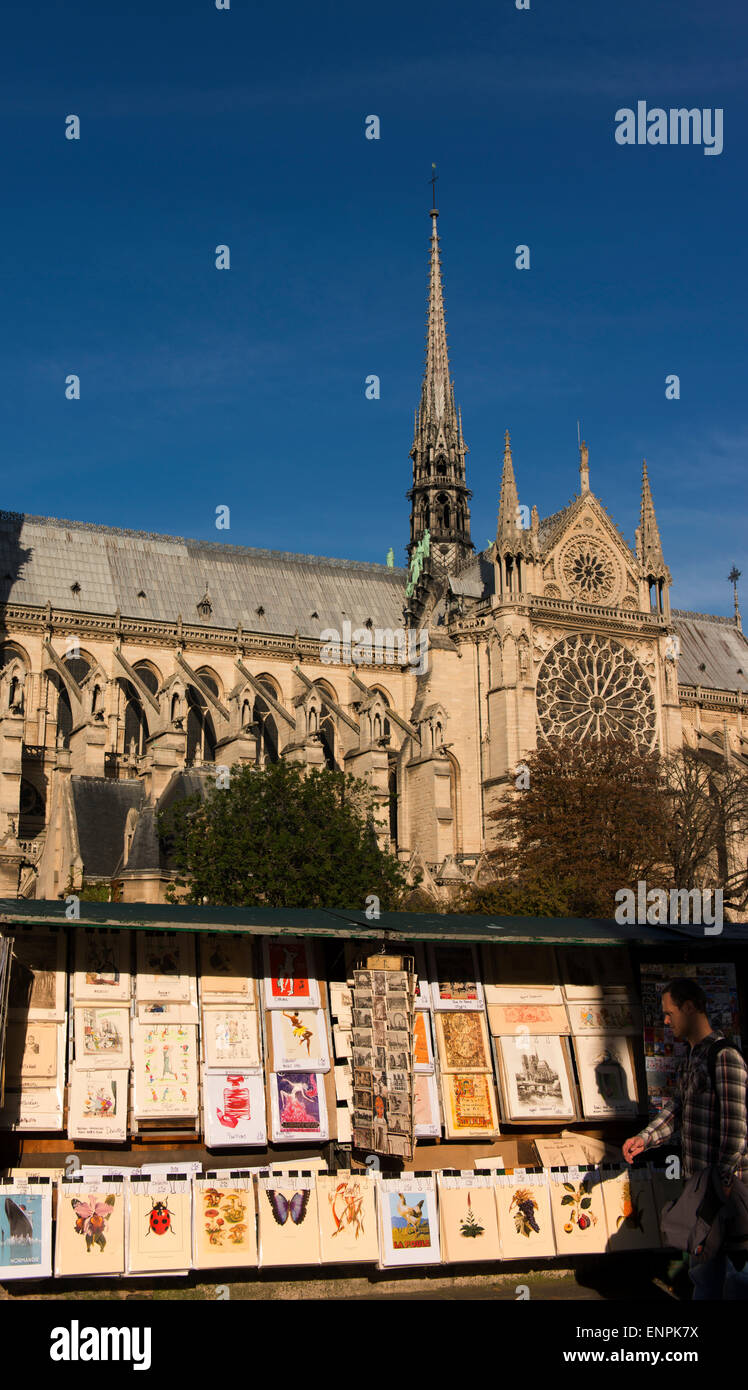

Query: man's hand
left=622, top=1135, right=646, bottom=1164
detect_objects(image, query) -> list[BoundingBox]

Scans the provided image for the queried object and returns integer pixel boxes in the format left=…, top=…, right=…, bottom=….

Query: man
left=623, top=977, right=748, bottom=1299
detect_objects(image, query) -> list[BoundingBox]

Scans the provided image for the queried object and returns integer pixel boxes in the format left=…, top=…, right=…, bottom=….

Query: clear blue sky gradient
left=1, top=0, right=746, bottom=614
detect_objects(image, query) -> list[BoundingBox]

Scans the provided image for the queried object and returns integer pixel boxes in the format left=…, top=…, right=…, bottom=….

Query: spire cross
left=429, top=164, right=438, bottom=211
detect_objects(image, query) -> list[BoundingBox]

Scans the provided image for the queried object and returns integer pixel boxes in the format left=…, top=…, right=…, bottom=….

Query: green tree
left=484, top=735, right=670, bottom=918
left=158, top=760, right=408, bottom=909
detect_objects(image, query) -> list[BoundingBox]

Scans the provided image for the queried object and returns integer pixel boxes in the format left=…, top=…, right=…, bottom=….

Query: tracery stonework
left=560, top=535, right=618, bottom=602
left=536, top=633, right=657, bottom=747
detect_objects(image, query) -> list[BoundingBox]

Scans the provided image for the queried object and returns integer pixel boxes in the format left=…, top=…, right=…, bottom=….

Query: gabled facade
left=0, top=205, right=746, bottom=905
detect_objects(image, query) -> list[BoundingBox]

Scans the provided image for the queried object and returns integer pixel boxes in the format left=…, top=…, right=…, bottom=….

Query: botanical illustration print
left=194, top=1182, right=257, bottom=1267
left=71, top=1194, right=116, bottom=1254
left=316, top=1174, right=380, bottom=1262
left=271, top=1008, right=329, bottom=1071
left=265, top=939, right=318, bottom=1006
left=77, top=1008, right=130, bottom=1067
left=203, top=1009, right=260, bottom=1068
left=201, top=1186, right=252, bottom=1250
left=437, top=1012, right=490, bottom=1070
left=602, top=1170, right=661, bottom=1251
left=0, top=1193, right=44, bottom=1267
left=510, top=1188, right=541, bottom=1239
left=558, top=1176, right=598, bottom=1235
left=389, top=1191, right=432, bottom=1250
left=134, top=1023, right=197, bottom=1116
left=550, top=1172, right=608, bottom=1254
left=459, top=1190, right=485, bottom=1239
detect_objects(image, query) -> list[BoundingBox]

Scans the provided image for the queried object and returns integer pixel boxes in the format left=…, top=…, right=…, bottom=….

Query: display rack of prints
left=55, top=1179, right=126, bottom=1277
left=350, top=957, right=416, bottom=1160
left=0, top=1178, right=53, bottom=1279
left=126, top=1176, right=193, bottom=1273
left=193, top=1175, right=257, bottom=1268
left=482, top=943, right=563, bottom=1006
left=437, top=1171, right=502, bottom=1262
left=74, top=930, right=131, bottom=1003
left=549, top=1166, right=609, bottom=1255
left=377, top=1175, right=440, bottom=1268
left=316, top=1172, right=380, bottom=1264
left=135, top=932, right=194, bottom=1003
left=257, top=1172, right=321, bottom=1267
left=262, top=938, right=320, bottom=1009
left=495, top=1033, right=578, bottom=1125
left=639, top=962, right=740, bottom=1117
left=428, top=944, right=484, bottom=1012
left=203, top=1070, right=267, bottom=1147
left=494, top=1168, right=556, bottom=1259
left=599, top=1166, right=661, bottom=1252
left=68, top=1068, right=129, bottom=1142
left=8, top=929, right=67, bottom=1020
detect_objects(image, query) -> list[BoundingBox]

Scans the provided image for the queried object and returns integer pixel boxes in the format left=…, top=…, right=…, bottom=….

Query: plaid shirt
left=638, top=1031, right=748, bottom=1188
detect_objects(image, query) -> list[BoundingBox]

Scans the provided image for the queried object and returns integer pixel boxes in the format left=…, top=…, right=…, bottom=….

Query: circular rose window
left=561, top=536, right=618, bottom=603
left=536, top=633, right=657, bottom=746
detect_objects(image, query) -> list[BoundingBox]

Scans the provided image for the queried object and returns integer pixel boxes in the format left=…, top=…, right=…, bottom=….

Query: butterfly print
left=267, top=1190, right=310, bottom=1227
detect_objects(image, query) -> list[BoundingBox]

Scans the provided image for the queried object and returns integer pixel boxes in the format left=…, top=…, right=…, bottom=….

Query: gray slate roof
left=70, top=777, right=145, bottom=877
left=672, top=612, right=748, bottom=693
left=118, top=768, right=213, bottom=875
left=0, top=511, right=407, bottom=639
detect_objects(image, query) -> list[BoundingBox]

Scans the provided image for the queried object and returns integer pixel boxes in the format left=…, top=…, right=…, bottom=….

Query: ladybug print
left=146, top=1199, right=175, bottom=1236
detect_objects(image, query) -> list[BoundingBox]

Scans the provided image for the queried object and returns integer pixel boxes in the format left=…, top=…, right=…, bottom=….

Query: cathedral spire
left=496, top=430, right=534, bottom=557
left=408, top=196, right=473, bottom=574
left=639, top=459, right=667, bottom=579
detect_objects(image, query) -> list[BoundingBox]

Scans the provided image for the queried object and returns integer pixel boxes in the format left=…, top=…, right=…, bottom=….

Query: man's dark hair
left=663, top=977, right=707, bottom=1013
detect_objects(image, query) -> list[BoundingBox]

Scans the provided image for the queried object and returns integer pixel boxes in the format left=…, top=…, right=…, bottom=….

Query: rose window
left=561, top=537, right=617, bottom=602
left=536, top=633, right=657, bottom=746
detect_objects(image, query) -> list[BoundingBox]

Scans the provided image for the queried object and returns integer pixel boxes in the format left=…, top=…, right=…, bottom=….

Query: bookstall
left=0, top=900, right=745, bottom=1278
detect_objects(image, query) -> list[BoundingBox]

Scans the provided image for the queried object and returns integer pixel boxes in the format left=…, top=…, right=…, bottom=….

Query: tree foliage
left=158, top=759, right=409, bottom=909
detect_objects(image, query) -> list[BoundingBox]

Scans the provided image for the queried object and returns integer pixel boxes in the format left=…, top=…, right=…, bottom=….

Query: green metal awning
left=1, top=899, right=745, bottom=945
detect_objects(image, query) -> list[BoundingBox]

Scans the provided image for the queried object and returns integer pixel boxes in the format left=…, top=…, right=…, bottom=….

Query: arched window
left=124, top=691, right=148, bottom=757
left=319, top=715, right=337, bottom=770
left=253, top=680, right=278, bottom=765
left=186, top=675, right=217, bottom=765
left=55, top=655, right=91, bottom=749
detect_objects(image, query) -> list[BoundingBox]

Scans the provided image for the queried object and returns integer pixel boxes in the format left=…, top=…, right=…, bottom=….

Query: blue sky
left=1, top=0, right=746, bottom=614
